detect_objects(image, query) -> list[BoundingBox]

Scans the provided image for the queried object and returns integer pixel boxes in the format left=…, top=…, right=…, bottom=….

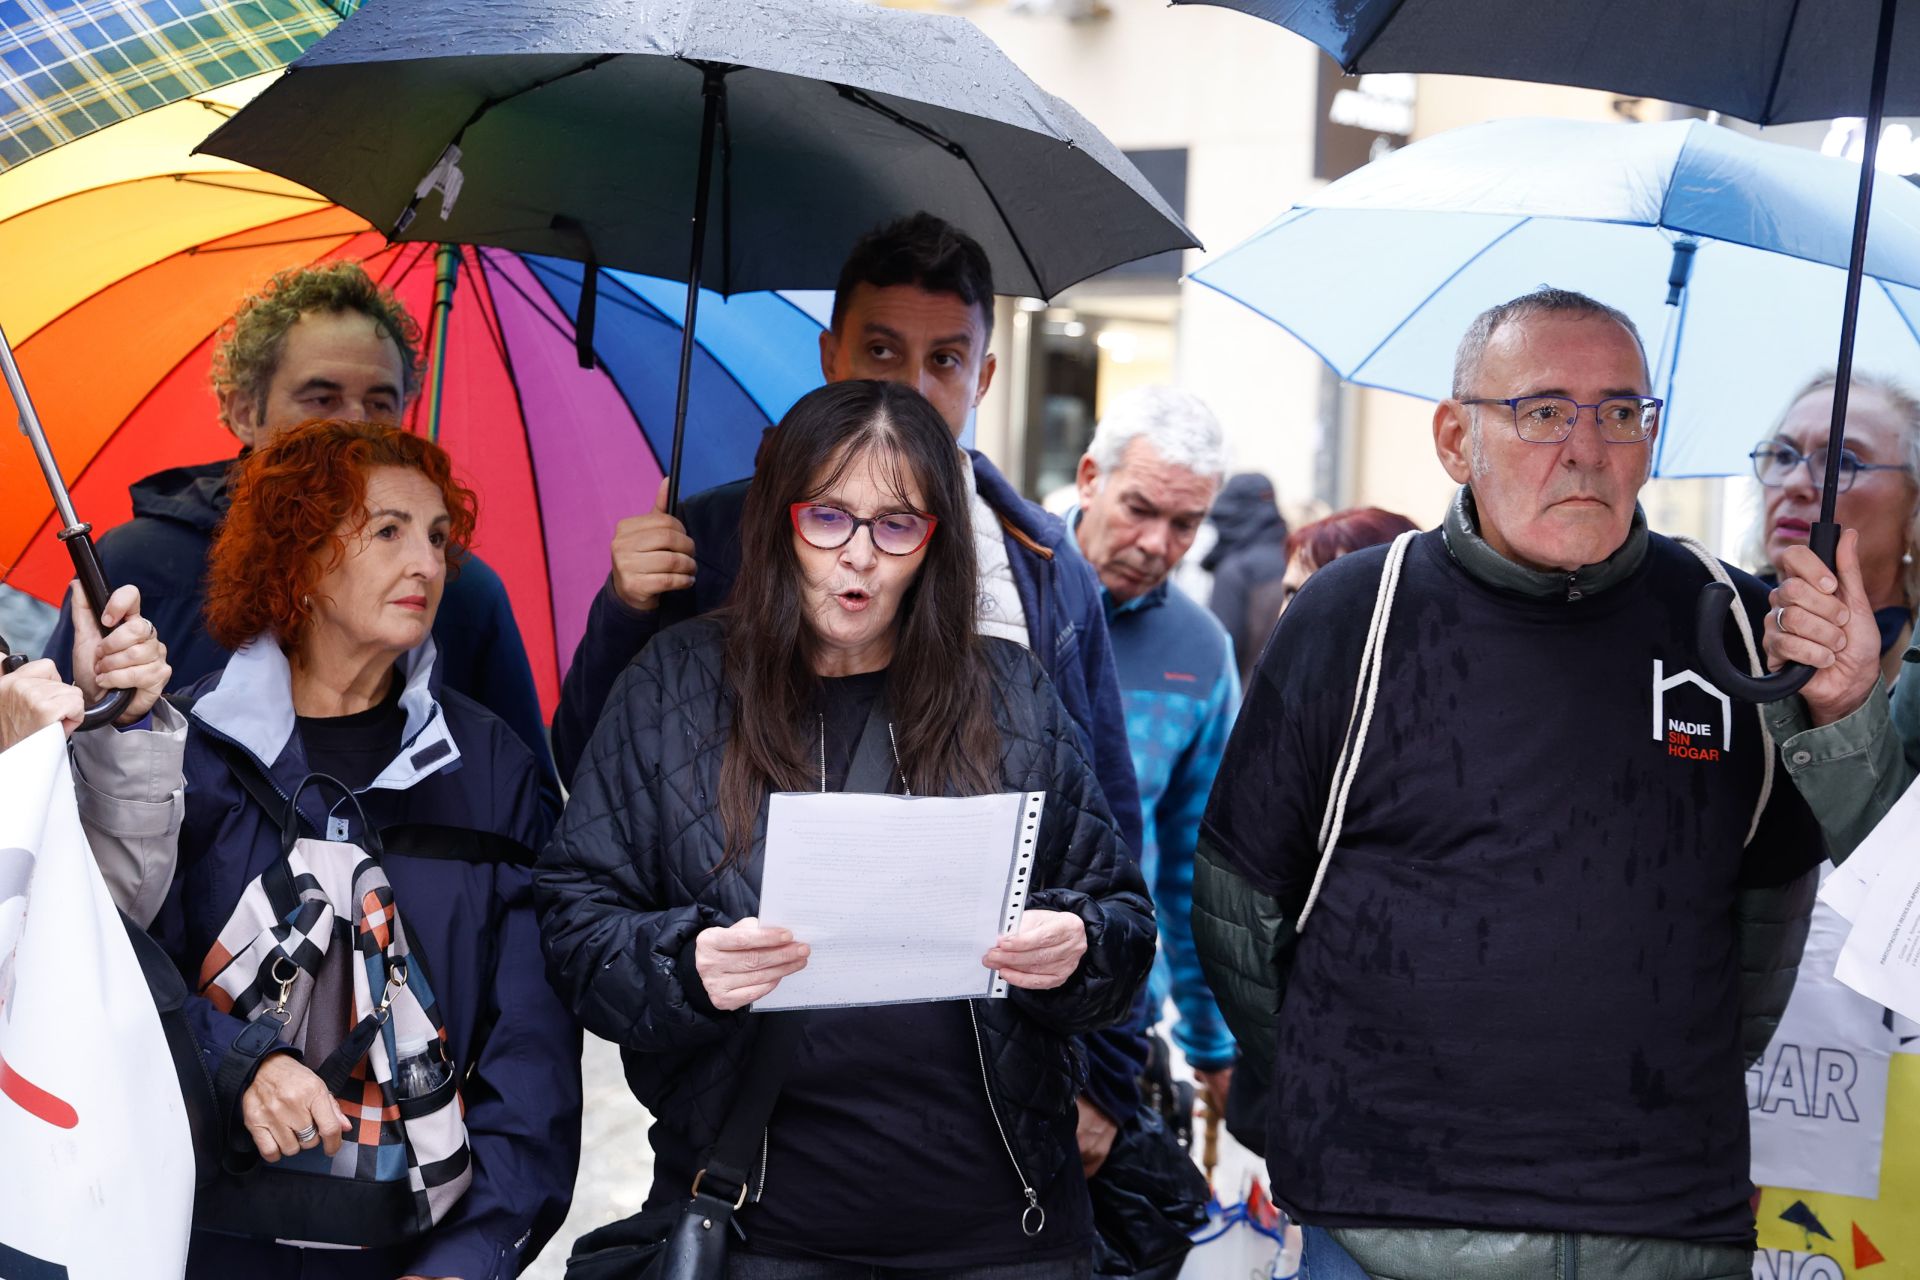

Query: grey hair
left=1451, top=287, right=1649, bottom=399
left=1085, top=385, right=1229, bottom=483
left=1745, top=370, right=1920, bottom=606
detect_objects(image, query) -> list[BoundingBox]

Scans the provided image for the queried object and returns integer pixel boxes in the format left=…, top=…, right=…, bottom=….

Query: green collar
left=1440, top=486, right=1648, bottom=602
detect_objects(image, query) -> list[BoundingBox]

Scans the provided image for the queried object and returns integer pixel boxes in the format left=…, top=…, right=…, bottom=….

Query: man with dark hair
left=1195, top=287, right=1827, bottom=1279
left=45, top=263, right=557, bottom=794
left=552, top=211, right=1150, bottom=1176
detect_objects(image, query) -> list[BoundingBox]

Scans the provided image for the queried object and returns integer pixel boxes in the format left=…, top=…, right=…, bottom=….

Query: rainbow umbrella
left=0, top=74, right=826, bottom=713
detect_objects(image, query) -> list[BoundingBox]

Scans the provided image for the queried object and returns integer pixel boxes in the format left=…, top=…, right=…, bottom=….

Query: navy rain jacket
left=152, top=636, right=582, bottom=1280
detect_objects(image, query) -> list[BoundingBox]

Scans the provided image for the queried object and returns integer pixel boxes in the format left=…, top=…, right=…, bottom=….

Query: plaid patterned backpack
left=191, top=773, right=474, bottom=1248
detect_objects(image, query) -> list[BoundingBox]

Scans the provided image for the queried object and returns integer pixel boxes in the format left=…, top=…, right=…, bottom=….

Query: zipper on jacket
left=752, top=1129, right=769, bottom=1203
left=198, top=723, right=304, bottom=826
left=966, top=1001, right=1045, bottom=1238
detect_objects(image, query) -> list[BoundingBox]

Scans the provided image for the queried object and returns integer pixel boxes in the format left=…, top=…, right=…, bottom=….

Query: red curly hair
left=204, top=420, right=477, bottom=654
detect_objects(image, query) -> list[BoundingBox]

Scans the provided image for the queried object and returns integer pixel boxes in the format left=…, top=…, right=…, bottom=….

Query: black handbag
left=564, top=1013, right=803, bottom=1280
left=1089, top=1033, right=1212, bottom=1279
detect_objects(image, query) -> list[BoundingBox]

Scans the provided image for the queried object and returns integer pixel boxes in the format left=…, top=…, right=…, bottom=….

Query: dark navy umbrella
left=1174, top=1, right=1920, bottom=127
left=197, top=0, right=1197, bottom=507
left=1176, top=0, right=1917, bottom=701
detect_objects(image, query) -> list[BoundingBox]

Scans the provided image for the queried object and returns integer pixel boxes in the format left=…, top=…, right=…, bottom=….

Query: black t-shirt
left=738, top=670, right=1092, bottom=1264
left=1202, top=531, right=1825, bottom=1243
left=297, top=672, right=405, bottom=793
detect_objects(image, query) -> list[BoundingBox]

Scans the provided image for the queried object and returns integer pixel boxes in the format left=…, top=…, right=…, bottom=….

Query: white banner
left=0, top=725, right=192, bottom=1278
left=1748, top=884, right=1896, bottom=1200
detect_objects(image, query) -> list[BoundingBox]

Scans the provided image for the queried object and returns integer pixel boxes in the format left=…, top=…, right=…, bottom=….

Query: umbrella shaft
left=0, top=319, right=82, bottom=532
left=667, top=66, right=728, bottom=512
left=1822, top=0, right=1901, bottom=532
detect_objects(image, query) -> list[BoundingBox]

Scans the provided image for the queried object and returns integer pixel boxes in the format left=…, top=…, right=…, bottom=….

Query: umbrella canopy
left=196, top=0, right=1197, bottom=297
left=0, top=76, right=827, bottom=713
left=1190, top=116, right=1920, bottom=478
left=1173, top=0, right=1920, bottom=125
left=0, top=0, right=361, bottom=168
left=1176, top=0, right=1920, bottom=703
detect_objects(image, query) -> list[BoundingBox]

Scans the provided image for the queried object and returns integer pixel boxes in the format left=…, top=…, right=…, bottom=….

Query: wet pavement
left=524, top=1033, right=655, bottom=1280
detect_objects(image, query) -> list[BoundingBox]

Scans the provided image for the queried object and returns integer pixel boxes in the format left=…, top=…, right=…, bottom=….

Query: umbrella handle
left=62, top=527, right=134, bottom=731
left=1691, top=521, right=1838, bottom=704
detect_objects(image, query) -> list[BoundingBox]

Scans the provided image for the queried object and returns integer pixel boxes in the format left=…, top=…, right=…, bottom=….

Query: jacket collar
left=1441, top=485, right=1648, bottom=601
left=192, top=634, right=461, bottom=791
left=1064, top=505, right=1169, bottom=619
left=968, top=450, right=1065, bottom=556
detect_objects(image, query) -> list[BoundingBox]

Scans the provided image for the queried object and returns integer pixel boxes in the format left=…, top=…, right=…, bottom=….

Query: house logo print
left=1653, top=660, right=1731, bottom=762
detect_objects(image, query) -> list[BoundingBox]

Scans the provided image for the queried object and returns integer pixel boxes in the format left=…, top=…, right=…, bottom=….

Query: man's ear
left=1075, top=453, right=1101, bottom=507
left=818, top=328, right=838, bottom=384
left=973, top=351, right=997, bottom=408
left=1433, top=399, right=1474, bottom=485
left=223, top=391, right=262, bottom=450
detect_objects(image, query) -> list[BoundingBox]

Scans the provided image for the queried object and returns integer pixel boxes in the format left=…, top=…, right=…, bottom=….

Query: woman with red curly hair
left=124, top=420, right=581, bottom=1279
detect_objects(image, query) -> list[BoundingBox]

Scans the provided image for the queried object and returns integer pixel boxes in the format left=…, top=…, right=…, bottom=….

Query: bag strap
left=208, top=734, right=298, bottom=838
left=691, top=1012, right=806, bottom=1207
left=209, top=728, right=540, bottom=868
left=1672, top=535, right=1775, bottom=846
left=690, top=694, right=890, bottom=1206
left=1300, top=530, right=1418, bottom=934
left=279, top=772, right=384, bottom=857
left=383, top=823, right=537, bottom=865
left=205, top=729, right=374, bottom=852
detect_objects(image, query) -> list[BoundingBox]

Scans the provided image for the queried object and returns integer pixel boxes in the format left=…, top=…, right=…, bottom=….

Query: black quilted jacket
left=535, top=618, right=1155, bottom=1211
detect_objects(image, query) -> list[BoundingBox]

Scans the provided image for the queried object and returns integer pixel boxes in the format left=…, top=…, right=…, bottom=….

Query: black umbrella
left=1179, top=0, right=1914, bottom=701
left=196, top=0, right=1198, bottom=507
left=0, top=323, right=130, bottom=729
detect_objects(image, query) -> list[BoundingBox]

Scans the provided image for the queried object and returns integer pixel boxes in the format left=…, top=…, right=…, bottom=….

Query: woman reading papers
left=536, top=380, right=1153, bottom=1274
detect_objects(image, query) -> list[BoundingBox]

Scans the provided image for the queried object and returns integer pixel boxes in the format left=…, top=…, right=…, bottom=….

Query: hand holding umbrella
left=610, top=477, right=698, bottom=613
left=0, top=321, right=132, bottom=729
left=66, top=582, right=170, bottom=728
left=1763, top=530, right=1885, bottom=726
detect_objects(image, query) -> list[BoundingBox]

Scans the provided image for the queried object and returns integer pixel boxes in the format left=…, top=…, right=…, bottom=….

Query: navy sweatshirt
left=1203, top=529, right=1824, bottom=1243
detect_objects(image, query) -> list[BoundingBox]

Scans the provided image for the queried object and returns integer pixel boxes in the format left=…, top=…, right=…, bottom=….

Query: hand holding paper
left=752, top=790, right=1046, bottom=1010
left=695, top=917, right=810, bottom=1011
left=982, top=909, right=1086, bottom=990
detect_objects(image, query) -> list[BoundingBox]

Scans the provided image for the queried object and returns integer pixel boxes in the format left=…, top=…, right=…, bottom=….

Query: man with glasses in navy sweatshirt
left=1195, top=288, right=1826, bottom=1280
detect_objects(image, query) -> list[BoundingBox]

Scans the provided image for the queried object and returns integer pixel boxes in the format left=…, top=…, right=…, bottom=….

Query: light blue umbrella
left=1191, top=116, right=1920, bottom=479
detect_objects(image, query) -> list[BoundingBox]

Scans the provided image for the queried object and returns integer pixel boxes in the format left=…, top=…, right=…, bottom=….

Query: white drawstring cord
left=1300, top=530, right=1418, bottom=934
left=1297, top=532, right=1771, bottom=934
left=1674, top=536, right=1774, bottom=845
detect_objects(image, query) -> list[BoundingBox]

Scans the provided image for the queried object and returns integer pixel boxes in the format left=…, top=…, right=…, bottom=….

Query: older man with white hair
left=1071, top=385, right=1240, bottom=1109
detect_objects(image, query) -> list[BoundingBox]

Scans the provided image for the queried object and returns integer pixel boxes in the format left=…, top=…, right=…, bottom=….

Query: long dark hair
left=717, top=380, right=1000, bottom=865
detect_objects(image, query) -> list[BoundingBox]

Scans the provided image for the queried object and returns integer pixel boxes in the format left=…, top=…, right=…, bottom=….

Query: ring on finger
left=294, top=1122, right=319, bottom=1144
left=1774, top=606, right=1792, bottom=636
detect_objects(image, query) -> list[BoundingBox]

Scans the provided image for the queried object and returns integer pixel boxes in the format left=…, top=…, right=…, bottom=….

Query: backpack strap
left=1672, top=535, right=1774, bottom=846
left=209, top=735, right=528, bottom=864
left=383, top=823, right=537, bottom=866
left=1300, top=530, right=1418, bottom=934
left=206, top=733, right=303, bottom=838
